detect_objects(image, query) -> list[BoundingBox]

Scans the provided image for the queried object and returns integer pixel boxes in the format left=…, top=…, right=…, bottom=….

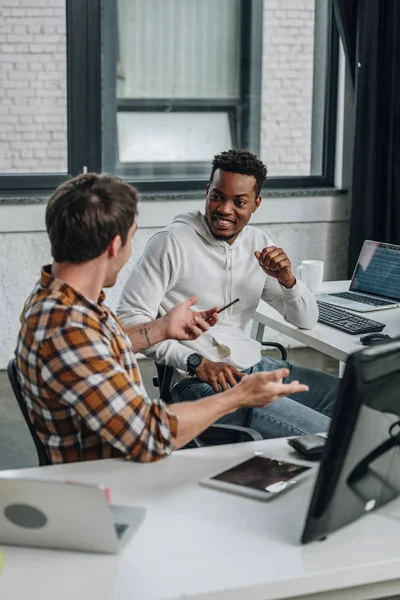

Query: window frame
left=0, top=0, right=339, bottom=196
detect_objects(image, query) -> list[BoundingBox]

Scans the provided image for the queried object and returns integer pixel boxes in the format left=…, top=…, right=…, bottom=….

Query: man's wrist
left=187, top=353, right=204, bottom=376
left=279, top=274, right=296, bottom=289
left=136, top=318, right=168, bottom=350
left=213, top=387, right=242, bottom=416
left=139, top=325, right=152, bottom=348
left=158, top=314, right=170, bottom=342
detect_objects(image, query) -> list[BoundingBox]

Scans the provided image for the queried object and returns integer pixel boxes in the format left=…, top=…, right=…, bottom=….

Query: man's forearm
left=171, top=388, right=240, bottom=449
left=125, top=319, right=167, bottom=353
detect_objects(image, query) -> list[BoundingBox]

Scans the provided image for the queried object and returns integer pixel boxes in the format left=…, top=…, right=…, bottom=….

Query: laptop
left=316, top=240, right=400, bottom=312
left=0, top=478, right=145, bottom=554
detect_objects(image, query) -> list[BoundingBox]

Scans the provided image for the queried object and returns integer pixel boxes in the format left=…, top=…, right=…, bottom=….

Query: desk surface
left=254, top=280, right=400, bottom=362
left=2, top=438, right=400, bottom=600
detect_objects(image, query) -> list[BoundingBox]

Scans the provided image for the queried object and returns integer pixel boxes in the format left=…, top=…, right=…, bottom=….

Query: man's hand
left=194, top=358, right=245, bottom=392
left=254, top=246, right=296, bottom=288
left=125, top=297, right=218, bottom=352
left=171, top=368, right=309, bottom=450
left=235, top=369, right=309, bottom=407
left=162, top=297, right=218, bottom=341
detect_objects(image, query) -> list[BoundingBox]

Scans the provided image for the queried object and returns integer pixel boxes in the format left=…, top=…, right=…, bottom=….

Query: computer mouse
left=360, top=333, right=391, bottom=346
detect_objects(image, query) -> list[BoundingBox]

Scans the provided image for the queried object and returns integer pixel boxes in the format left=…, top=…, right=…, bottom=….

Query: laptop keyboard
left=330, top=291, right=394, bottom=307
left=114, top=523, right=128, bottom=539
left=317, top=301, right=385, bottom=335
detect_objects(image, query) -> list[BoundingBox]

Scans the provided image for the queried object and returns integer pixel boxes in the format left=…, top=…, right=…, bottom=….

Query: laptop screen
left=350, top=240, right=400, bottom=301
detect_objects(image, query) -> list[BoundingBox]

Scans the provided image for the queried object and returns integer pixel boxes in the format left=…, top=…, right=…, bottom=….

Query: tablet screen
left=211, top=456, right=311, bottom=493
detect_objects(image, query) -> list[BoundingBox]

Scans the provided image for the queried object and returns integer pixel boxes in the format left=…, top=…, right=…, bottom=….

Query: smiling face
left=205, top=169, right=262, bottom=244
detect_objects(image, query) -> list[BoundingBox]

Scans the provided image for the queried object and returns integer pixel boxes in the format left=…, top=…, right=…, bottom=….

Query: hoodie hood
left=173, top=211, right=247, bottom=248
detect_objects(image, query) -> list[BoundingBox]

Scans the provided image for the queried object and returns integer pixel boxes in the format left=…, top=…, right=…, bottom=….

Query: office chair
left=153, top=342, right=287, bottom=447
left=7, top=358, right=50, bottom=466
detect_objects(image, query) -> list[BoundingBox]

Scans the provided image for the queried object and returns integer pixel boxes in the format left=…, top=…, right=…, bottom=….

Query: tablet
left=200, top=455, right=313, bottom=501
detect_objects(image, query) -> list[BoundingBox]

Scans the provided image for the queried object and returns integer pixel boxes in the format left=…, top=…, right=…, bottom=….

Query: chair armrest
left=210, top=423, right=263, bottom=441
left=192, top=423, right=263, bottom=447
left=260, top=341, right=287, bottom=361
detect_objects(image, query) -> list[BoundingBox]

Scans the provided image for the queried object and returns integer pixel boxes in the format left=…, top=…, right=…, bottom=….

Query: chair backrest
left=7, top=359, right=50, bottom=466
left=153, top=363, right=174, bottom=404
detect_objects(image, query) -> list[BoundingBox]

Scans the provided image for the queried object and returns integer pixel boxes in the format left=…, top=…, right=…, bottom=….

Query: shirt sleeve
left=39, top=326, right=178, bottom=462
left=117, top=230, right=194, bottom=371
left=261, top=277, right=319, bottom=329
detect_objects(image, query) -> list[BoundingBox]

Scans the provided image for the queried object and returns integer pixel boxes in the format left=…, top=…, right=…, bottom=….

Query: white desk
left=2, top=438, right=400, bottom=600
left=252, top=280, right=400, bottom=363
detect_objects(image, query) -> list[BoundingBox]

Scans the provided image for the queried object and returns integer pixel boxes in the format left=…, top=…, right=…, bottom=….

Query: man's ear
left=206, top=183, right=210, bottom=196
left=107, top=235, right=122, bottom=259
left=252, top=196, right=262, bottom=213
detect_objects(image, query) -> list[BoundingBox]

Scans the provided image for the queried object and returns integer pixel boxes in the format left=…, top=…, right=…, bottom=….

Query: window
left=103, top=0, right=338, bottom=191
left=102, top=0, right=263, bottom=187
left=0, top=0, right=338, bottom=195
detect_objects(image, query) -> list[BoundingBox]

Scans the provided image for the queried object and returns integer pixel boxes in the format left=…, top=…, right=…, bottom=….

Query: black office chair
left=7, top=358, right=50, bottom=466
left=153, top=342, right=287, bottom=447
left=260, top=341, right=287, bottom=362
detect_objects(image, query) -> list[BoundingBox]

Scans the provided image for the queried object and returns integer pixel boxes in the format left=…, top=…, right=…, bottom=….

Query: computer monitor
left=301, top=339, right=400, bottom=544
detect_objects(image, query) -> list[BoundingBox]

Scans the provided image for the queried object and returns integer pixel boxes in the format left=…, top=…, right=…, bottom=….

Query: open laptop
left=0, top=478, right=145, bottom=554
left=316, top=240, right=400, bottom=312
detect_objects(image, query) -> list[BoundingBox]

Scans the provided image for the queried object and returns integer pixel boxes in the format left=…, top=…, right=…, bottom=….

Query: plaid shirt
left=15, top=266, right=178, bottom=464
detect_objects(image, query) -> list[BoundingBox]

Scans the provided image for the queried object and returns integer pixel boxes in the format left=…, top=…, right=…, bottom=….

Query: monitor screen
left=350, top=240, right=400, bottom=301
left=301, top=339, right=400, bottom=544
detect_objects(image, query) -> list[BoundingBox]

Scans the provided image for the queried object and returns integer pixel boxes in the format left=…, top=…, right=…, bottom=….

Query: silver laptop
left=316, top=240, right=400, bottom=312
left=0, top=478, right=145, bottom=554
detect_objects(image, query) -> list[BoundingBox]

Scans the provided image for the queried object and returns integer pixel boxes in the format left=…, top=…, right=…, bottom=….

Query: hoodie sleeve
left=117, top=231, right=195, bottom=370
left=255, top=231, right=318, bottom=330
left=261, top=277, right=319, bottom=330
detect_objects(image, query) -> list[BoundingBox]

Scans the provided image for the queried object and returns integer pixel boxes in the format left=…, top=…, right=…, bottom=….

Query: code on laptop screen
left=351, top=241, right=400, bottom=301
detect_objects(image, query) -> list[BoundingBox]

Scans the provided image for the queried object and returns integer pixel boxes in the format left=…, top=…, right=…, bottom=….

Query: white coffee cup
left=296, top=260, right=324, bottom=293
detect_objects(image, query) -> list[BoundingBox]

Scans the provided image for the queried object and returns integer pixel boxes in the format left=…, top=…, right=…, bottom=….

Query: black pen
left=206, top=298, right=240, bottom=321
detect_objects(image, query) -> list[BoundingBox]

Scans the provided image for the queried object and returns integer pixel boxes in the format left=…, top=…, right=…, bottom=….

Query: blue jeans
left=171, top=356, right=339, bottom=438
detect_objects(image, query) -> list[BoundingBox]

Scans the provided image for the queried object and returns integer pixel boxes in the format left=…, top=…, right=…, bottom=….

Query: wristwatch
left=186, top=353, right=204, bottom=376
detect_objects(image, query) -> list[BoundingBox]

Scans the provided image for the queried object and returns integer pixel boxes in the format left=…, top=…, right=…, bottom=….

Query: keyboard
left=330, top=291, right=394, bottom=307
left=317, top=301, right=385, bottom=335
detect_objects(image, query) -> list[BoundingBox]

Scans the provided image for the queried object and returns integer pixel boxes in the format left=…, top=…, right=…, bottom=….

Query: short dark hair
left=209, top=149, right=267, bottom=197
left=46, top=173, right=139, bottom=264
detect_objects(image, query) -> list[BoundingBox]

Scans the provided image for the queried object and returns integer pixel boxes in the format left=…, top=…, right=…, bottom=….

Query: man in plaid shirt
left=16, top=173, right=309, bottom=464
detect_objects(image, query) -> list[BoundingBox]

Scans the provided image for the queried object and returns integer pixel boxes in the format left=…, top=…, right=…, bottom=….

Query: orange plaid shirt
left=16, top=266, right=178, bottom=464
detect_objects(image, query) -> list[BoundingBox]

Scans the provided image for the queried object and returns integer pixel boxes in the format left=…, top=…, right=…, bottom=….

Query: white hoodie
left=118, top=211, right=318, bottom=373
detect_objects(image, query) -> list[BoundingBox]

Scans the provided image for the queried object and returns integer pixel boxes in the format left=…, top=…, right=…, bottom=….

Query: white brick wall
left=0, top=0, right=67, bottom=173
left=0, top=0, right=319, bottom=176
left=260, top=0, right=315, bottom=176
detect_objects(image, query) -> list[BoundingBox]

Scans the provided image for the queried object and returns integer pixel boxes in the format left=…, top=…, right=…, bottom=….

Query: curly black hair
left=209, top=149, right=267, bottom=197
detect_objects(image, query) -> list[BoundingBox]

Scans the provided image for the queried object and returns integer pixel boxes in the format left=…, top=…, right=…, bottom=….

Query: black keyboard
left=317, top=301, right=385, bottom=335
left=330, top=291, right=394, bottom=307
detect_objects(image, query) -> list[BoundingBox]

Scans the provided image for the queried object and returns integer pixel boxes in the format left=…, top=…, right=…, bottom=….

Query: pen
left=206, top=298, right=240, bottom=321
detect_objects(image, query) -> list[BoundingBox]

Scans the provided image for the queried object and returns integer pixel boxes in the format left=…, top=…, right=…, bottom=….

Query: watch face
left=188, top=354, right=203, bottom=370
